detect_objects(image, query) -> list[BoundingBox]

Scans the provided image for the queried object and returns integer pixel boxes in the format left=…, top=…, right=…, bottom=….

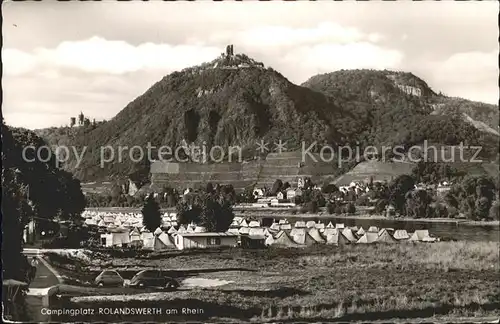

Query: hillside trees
left=446, top=176, right=497, bottom=220
left=388, top=175, right=416, bottom=214
left=2, top=123, right=86, bottom=280
left=405, top=189, right=433, bottom=218
left=176, top=192, right=234, bottom=231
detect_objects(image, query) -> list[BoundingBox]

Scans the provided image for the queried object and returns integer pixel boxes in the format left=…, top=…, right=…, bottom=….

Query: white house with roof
left=173, top=232, right=238, bottom=250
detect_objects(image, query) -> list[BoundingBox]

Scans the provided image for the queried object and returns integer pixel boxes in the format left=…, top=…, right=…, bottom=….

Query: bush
left=355, top=195, right=369, bottom=206
left=447, top=206, right=459, bottom=218
left=345, top=202, right=356, bottom=214
left=326, top=202, right=335, bottom=215
left=307, top=200, right=319, bottom=213
left=375, top=199, right=388, bottom=214
left=489, top=201, right=499, bottom=220
left=433, top=203, right=449, bottom=218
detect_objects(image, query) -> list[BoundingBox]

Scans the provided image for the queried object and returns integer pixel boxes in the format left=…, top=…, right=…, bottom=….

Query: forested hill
left=51, top=53, right=366, bottom=181
left=302, top=69, right=499, bottom=140
left=34, top=58, right=498, bottom=183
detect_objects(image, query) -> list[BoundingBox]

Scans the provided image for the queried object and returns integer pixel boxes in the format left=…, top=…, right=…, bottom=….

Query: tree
left=375, top=199, right=388, bottom=214
left=307, top=200, right=319, bottom=213
left=321, top=184, right=338, bottom=194
left=199, top=195, right=234, bottom=232
left=326, top=201, right=336, bottom=214
left=345, top=202, right=356, bottom=214
left=388, top=175, right=416, bottom=214
left=141, top=195, right=161, bottom=232
left=1, top=123, right=85, bottom=280
left=489, top=202, right=500, bottom=220
left=405, top=189, right=433, bottom=218
left=271, top=179, right=283, bottom=195
left=447, top=175, right=496, bottom=220
left=176, top=193, right=234, bottom=231
left=206, top=182, right=214, bottom=194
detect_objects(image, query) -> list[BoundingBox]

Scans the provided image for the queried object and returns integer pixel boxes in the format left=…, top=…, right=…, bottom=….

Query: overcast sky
left=2, top=1, right=498, bottom=129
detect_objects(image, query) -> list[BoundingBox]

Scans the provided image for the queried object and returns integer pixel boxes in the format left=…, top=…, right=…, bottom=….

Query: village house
left=173, top=232, right=238, bottom=250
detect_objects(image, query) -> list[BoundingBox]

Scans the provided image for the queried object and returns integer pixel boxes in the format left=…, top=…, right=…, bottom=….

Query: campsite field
left=46, top=242, right=499, bottom=322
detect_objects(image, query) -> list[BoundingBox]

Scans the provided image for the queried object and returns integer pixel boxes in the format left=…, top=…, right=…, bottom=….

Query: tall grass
left=297, top=241, right=499, bottom=271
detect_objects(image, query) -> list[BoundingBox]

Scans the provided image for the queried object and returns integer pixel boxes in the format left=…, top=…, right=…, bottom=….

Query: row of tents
left=264, top=227, right=438, bottom=247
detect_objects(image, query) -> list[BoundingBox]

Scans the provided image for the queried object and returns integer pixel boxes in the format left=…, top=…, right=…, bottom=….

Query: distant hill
left=32, top=55, right=498, bottom=187
left=302, top=69, right=498, bottom=145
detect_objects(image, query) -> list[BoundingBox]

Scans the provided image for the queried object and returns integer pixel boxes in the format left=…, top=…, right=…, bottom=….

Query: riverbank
left=85, top=207, right=499, bottom=227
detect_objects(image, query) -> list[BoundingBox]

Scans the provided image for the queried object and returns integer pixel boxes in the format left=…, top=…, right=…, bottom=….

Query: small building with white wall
left=173, top=232, right=238, bottom=250
left=100, top=228, right=131, bottom=247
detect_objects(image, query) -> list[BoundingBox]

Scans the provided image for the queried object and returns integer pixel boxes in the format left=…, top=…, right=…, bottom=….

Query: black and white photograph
left=2, top=1, right=499, bottom=323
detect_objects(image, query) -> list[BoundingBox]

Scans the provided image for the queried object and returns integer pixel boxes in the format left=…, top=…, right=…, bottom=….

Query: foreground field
left=46, top=242, right=499, bottom=322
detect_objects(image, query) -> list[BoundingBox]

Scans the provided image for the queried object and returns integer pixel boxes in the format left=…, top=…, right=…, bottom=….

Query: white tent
left=177, top=225, right=188, bottom=233
left=323, top=228, right=338, bottom=236
left=367, top=226, right=379, bottom=233
left=357, top=232, right=379, bottom=244
left=326, top=231, right=349, bottom=245
left=293, top=231, right=316, bottom=246
left=153, top=227, right=163, bottom=236
left=278, top=219, right=289, bottom=225
left=155, top=232, right=175, bottom=250
left=270, top=231, right=300, bottom=247
left=142, top=232, right=154, bottom=249
left=315, top=223, right=325, bottom=229
left=239, top=227, right=250, bottom=235
left=129, top=227, right=141, bottom=242
left=240, top=219, right=249, bottom=227
left=377, top=229, right=397, bottom=243
left=230, top=219, right=241, bottom=227
left=270, top=223, right=280, bottom=231
left=264, top=234, right=275, bottom=246
left=393, top=229, right=410, bottom=240
left=167, top=226, right=177, bottom=234
left=228, top=228, right=240, bottom=235
left=409, top=230, right=435, bottom=242
left=194, top=226, right=206, bottom=233
left=308, top=228, right=326, bottom=243
left=249, top=228, right=265, bottom=236
left=341, top=228, right=358, bottom=243
left=335, top=223, right=345, bottom=229
left=356, top=227, right=366, bottom=236
left=248, top=221, right=260, bottom=228
left=306, top=221, right=316, bottom=228
left=326, top=222, right=335, bottom=228
left=294, top=221, right=306, bottom=228
left=280, top=223, right=292, bottom=230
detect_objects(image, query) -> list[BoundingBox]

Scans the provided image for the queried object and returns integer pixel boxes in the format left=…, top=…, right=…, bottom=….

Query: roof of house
left=176, top=232, right=239, bottom=237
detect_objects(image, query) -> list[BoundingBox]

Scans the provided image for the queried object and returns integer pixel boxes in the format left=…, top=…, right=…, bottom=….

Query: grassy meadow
left=46, top=241, right=500, bottom=322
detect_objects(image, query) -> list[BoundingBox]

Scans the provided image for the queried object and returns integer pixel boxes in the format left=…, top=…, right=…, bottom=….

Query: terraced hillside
left=333, top=160, right=415, bottom=186
left=150, top=152, right=343, bottom=191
